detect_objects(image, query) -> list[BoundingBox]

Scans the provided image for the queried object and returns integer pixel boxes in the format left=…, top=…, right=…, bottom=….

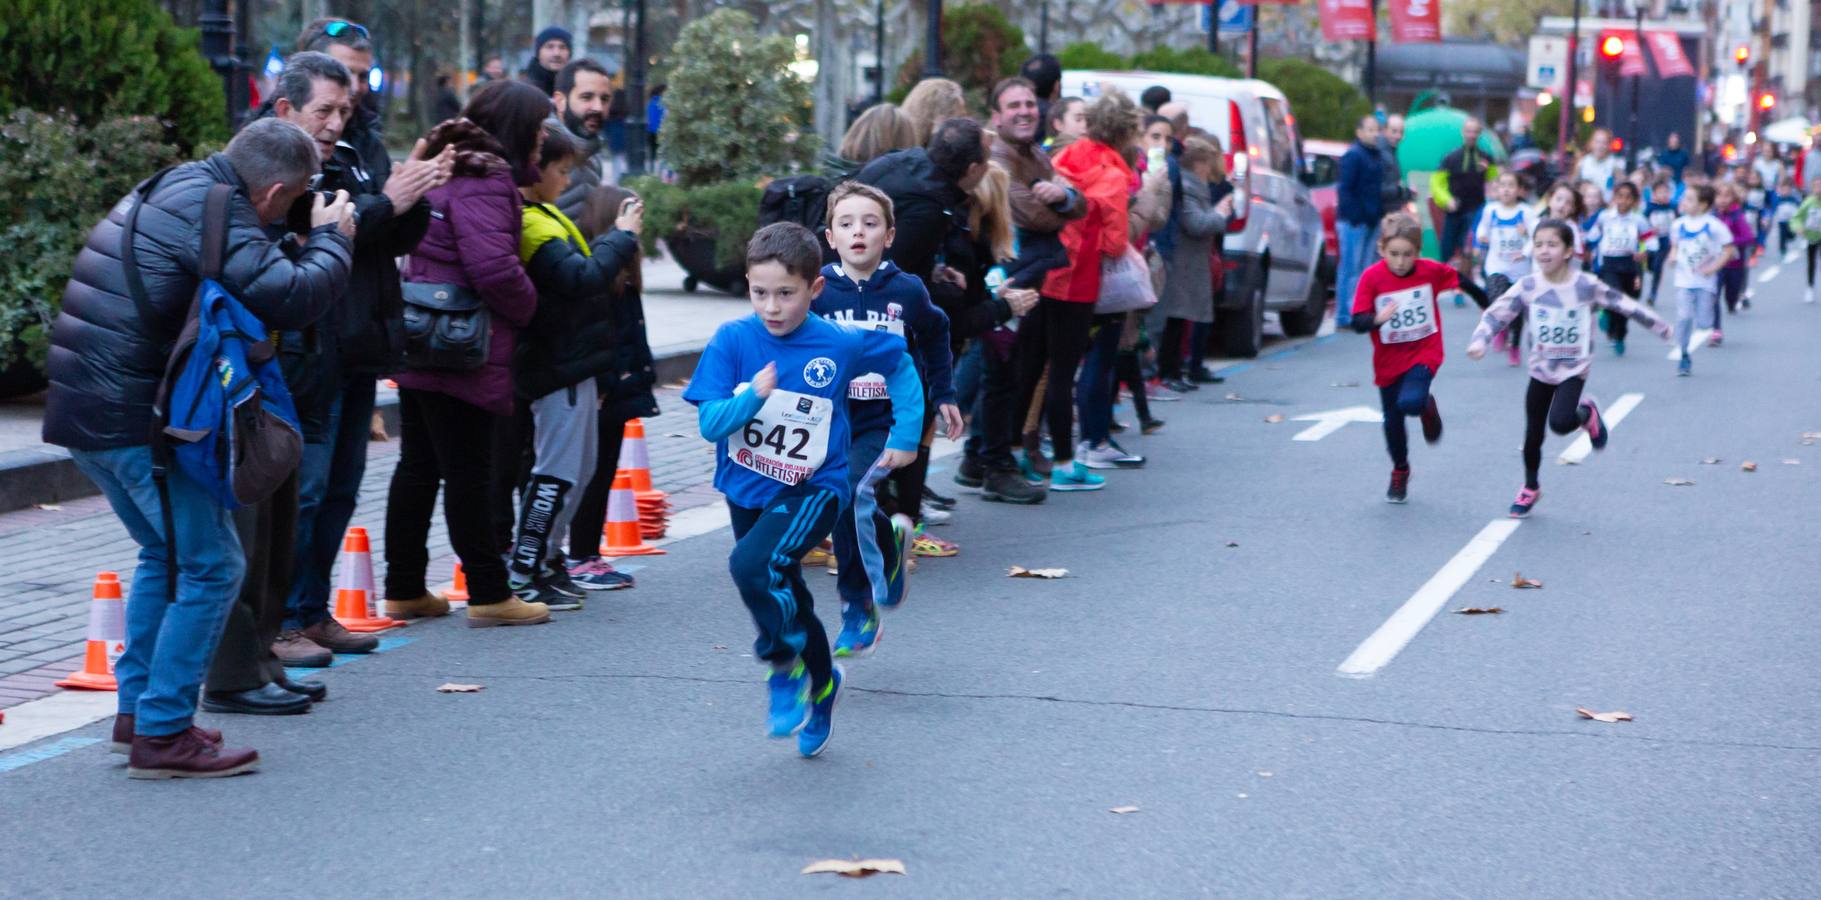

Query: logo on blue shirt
left=803, top=357, right=837, bottom=388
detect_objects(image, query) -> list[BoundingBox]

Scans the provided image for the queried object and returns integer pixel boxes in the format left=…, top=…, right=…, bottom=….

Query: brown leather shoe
left=111, top=715, right=221, bottom=755
left=465, top=596, right=551, bottom=628
left=385, top=592, right=451, bottom=620
left=301, top=618, right=380, bottom=653
left=272, top=629, right=334, bottom=667
left=126, top=728, right=258, bottom=779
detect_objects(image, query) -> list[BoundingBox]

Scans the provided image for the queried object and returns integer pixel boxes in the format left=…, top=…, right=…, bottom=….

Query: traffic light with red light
left=1758, top=92, right=1777, bottom=112
left=1601, top=35, right=1625, bottom=58
left=1734, top=45, right=1750, bottom=66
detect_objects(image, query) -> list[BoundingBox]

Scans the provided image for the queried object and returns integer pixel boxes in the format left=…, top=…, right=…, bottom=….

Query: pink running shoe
left=1708, top=330, right=1723, bottom=348
left=1509, top=487, right=1541, bottom=518
left=1580, top=398, right=1607, bottom=450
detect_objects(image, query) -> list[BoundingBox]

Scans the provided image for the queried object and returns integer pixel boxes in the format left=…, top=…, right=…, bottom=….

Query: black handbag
left=401, top=282, right=491, bottom=371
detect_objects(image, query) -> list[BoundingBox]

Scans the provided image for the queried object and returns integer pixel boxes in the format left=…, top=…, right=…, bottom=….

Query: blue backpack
left=119, top=175, right=303, bottom=512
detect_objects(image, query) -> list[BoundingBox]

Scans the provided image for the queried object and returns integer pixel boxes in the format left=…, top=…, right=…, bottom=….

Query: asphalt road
left=1, top=258, right=1817, bottom=898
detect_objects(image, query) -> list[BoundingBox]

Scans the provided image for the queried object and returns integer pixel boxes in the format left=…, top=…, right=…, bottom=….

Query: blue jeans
left=1075, top=313, right=1125, bottom=446
left=1337, top=221, right=1380, bottom=325
left=70, top=446, right=245, bottom=737
left=286, top=376, right=376, bottom=628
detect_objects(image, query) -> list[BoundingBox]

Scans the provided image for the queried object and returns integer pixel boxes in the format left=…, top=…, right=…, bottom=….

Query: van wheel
left=1217, top=271, right=1266, bottom=358
left=1279, top=272, right=1326, bottom=337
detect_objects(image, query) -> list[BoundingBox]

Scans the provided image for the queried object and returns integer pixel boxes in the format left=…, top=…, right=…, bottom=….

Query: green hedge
left=627, top=176, right=762, bottom=270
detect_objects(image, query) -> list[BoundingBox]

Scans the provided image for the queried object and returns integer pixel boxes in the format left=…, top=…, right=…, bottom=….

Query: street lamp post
left=1364, top=0, right=1379, bottom=107
left=1627, top=4, right=1643, bottom=169
left=924, top=0, right=942, bottom=77
left=1208, top=0, right=1218, bottom=55
left=1559, top=0, right=1582, bottom=160
left=200, top=0, right=245, bottom=128
left=625, top=0, right=648, bottom=177
left=876, top=0, right=886, bottom=102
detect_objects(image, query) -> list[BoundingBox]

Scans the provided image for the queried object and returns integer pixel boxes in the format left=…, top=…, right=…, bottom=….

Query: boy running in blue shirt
left=811, top=183, right=960, bottom=659
left=684, top=223, right=924, bottom=757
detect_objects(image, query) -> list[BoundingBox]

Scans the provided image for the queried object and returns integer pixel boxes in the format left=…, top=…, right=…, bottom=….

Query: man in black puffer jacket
left=42, top=117, right=354, bottom=778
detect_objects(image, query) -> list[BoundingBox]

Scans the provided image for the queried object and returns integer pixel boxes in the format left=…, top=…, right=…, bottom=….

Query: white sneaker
left=919, top=504, right=952, bottom=526
left=1078, top=441, right=1143, bottom=470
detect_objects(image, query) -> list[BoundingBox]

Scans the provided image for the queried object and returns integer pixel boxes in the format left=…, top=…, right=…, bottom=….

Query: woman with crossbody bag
left=382, top=80, right=548, bottom=627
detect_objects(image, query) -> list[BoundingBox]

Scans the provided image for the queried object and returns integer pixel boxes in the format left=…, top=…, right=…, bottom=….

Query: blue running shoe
left=876, top=513, right=913, bottom=609
left=1049, top=461, right=1106, bottom=492
left=1018, top=456, right=1045, bottom=486
left=799, top=664, right=844, bottom=758
left=1611, top=339, right=1626, bottom=357
left=765, top=661, right=811, bottom=738
left=833, top=605, right=882, bottom=657
left=1677, top=353, right=1692, bottom=376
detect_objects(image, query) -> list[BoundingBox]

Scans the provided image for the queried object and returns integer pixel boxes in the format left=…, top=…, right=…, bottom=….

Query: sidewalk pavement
left=0, top=252, right=748, bottom=511
left=0, top=382, right=731, bottom=711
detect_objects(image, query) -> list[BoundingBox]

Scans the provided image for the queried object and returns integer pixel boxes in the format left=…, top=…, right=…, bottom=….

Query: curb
left=0, top=346, right=704, bottom=515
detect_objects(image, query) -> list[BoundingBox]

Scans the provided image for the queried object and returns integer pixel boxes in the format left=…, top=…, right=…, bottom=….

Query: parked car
left=1300, top=138, right=1346, bottom=292
left=1060, top=70, right=1328, bottom=355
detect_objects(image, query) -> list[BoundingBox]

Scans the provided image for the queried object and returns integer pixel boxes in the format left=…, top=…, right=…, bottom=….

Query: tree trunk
left=812, top=0, right=846, bottom=151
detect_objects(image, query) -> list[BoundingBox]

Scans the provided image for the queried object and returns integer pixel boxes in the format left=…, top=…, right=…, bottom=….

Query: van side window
left=1260, top=98, right=1297, bottom=174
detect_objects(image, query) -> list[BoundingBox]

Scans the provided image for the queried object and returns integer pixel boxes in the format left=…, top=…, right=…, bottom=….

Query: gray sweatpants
left=1674, top=287, right=1719, bottom=356
left=509, top=380, right=599, bottom=579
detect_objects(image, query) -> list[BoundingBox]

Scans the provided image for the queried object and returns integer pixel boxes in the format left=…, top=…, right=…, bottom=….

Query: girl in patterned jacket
left=1466, top=220, right=1672, bottom=519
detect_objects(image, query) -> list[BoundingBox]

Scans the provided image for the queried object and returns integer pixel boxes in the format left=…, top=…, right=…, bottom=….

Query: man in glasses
left=264, top=20, right=452, bottom=669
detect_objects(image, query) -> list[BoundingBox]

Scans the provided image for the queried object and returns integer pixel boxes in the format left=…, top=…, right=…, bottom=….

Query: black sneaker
left=953, top=456, right=985, bottom=489
left=981, top=468, right=1046, bottom=504
left=1420, top=395, right=1443, bottom=444
left=1386, top=467, right=1410, bottom=504
left=1188, top=367, right=1225, bottom=385
left=1141, top=418, right=1165, bottom=434
left=922, top=485, right=957, bottom=510
left=1164, top=377, right=1198, bottom=393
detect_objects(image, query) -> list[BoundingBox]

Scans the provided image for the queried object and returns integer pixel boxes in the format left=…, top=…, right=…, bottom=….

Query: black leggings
left=1114, top=347, right=1152, bottom=424
left=1596, top=259, right=1642, bottom=342
left=1808, top=242, right=1819, bottom=287
left=1157, top=317, right=1195, bottom=381
left=385, top=388, right=509, bottom=604
left=1522, top=376, right=1587, bottom=490
left=567, top=410, right=629, bottom=560
left=1013, top=298, right=1096, bottom=463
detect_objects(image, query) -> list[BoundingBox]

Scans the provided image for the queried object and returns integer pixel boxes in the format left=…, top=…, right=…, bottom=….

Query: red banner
left=1643, top=31, right=1694, bottom=78
left=1388, top=0, right=1440, bottom=43
left=1320, top=0, right=1375, bottom=41
left=1618, top=35, right=1647, bottom=77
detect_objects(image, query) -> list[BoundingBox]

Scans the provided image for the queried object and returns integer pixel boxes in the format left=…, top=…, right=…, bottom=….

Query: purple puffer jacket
left=395, top=129, right=538, bottom=416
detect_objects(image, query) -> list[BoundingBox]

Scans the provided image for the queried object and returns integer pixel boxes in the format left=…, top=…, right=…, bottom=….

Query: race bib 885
left=1376, top=285, right=1437, bottom=344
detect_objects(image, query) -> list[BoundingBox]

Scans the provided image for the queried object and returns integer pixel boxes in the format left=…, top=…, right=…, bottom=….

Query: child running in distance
left=1585, top=181, right=1654, bottom=356
left=684, top=223, right=924, bottom=757
left=1798, top=178, right=1821, bottom=304
left=1350, top=213, right=1455, bottom=503
left=1643, top=178, right=1677, bottom=306
left=811, top=182, right=962, bottom=658
left=1467, top=220, right=1671, bottom=518
left=1473, top=172, right=1536, bottom=310
left=1714, top=183, right=1754, bottom=319
left=1666, top=184, right=1736, bottom=375
left=1772, top=176, right=1802, bottom=255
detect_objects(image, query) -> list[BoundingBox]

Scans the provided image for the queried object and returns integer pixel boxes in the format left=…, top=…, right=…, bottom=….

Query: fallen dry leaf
left=1264, top=414, right=1285, bottom=424
left=1699, top=457, right=1722, bottom=465
left=1511, top=572, right=1543, bottom=590
left=1782, top=459, right=1801, bottom=466
left=1575, top=707, right=1633, bottom=724
left=1330, top=381, right=1360, bottom=388
left=711, top=644, right=729, bottom=651
left=1257, top=771, right=1274, bottom=778
left=1225, top=541, right=1240, bottom=548
left=1454, top=606, right=1506, bottom=615
left=801, top=859, right=906, bottom=878
left=435, top=683, right=483, bottom=693
left=1663, top=478, right=1696, bottom=486
left=1008, top=566, right=1069, bottom=579
left=1224, top=392, right=1243, bottom=401
left=1802, top=431, right=1821, bottom=442
left=31, top=503, right=62, bottom=511
left=1108, top=806, right=1140, bottom=814
left=1740, top=461, right=1758, bottom=472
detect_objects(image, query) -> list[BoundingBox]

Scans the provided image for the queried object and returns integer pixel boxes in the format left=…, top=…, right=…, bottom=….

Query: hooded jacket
left=514, top=201, right=639, bottom=399
left=813, top=259, right=954, bottom=434
left=1042, top=138, right=1135, bottom=303
left=394, top=119, right=540, bottom=416
left=42, top=154, right=353, bottom=450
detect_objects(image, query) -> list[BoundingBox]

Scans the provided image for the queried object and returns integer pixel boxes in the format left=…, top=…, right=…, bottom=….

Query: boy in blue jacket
left=684, top=223, right=924, bottom=758
left=810, top=183, right=959, bottom=659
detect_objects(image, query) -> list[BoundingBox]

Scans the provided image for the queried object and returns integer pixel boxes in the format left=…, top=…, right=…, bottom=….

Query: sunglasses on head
left=323, top=20, right=368, bottom=39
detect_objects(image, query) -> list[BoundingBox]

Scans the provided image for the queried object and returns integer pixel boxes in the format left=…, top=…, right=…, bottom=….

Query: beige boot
left=385, top=592, right=451, bottom=620
left=466, top=596, right=551, bottom=628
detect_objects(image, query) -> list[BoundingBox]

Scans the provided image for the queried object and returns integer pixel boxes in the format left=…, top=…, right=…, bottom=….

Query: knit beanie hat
left=534, top=26, right=573, bottom=53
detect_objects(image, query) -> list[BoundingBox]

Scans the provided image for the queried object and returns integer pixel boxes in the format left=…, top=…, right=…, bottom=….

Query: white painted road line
left=1559, top=393, right=1644, bottom=465
left=1759, top=266, right=1782, bottom=284
left=1291, top=405, right=1384, bottom=442
left=0, top=690, right=116, bottom=753
left=1786, top=250, right=1803, bottom=265
left=1667, top=328, right=1714, bottom=360
left=1337, top=519, right=1522, bottom=678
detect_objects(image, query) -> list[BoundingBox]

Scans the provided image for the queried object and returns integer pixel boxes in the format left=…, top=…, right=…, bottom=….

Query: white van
left=1059, top=71, right=1327, bottom=356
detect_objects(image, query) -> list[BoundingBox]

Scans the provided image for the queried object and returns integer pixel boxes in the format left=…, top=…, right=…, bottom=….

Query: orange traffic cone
left=601, top=470, right=666, bottom=557
left=445, top=560, right=470, bottom=602
left=57, top=572, right=126, bottom=690
left=622, top=419, right=668, bottom=502
left=333, top=528, right=403, bottom=632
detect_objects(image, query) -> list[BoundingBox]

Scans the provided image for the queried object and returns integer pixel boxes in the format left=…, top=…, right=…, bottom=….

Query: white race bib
left=1530, top=306, right=1592, bottom=361
left=1807, top=209, right=1821, bottom=232
left=1598, top=220, right=1638, bottom=258
left=847, top=374, right=888, bottom=400
left=728, top=389, right=832, bottom=485
left=1376, top=285, right=1437, bottom=344
left=1493, top=226, right=1527, bottom=257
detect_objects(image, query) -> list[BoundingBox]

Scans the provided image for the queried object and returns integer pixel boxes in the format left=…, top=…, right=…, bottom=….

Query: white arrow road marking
left=1291, top=405, right=1384, bottom=442
left=1667, top=328, right=1715, bottom=360
left=1558, top=393, right=1644, bottom=465
left=1337, top=519, right=1523, bottom=678
left=1758, top=266, right=1782, bottom=284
